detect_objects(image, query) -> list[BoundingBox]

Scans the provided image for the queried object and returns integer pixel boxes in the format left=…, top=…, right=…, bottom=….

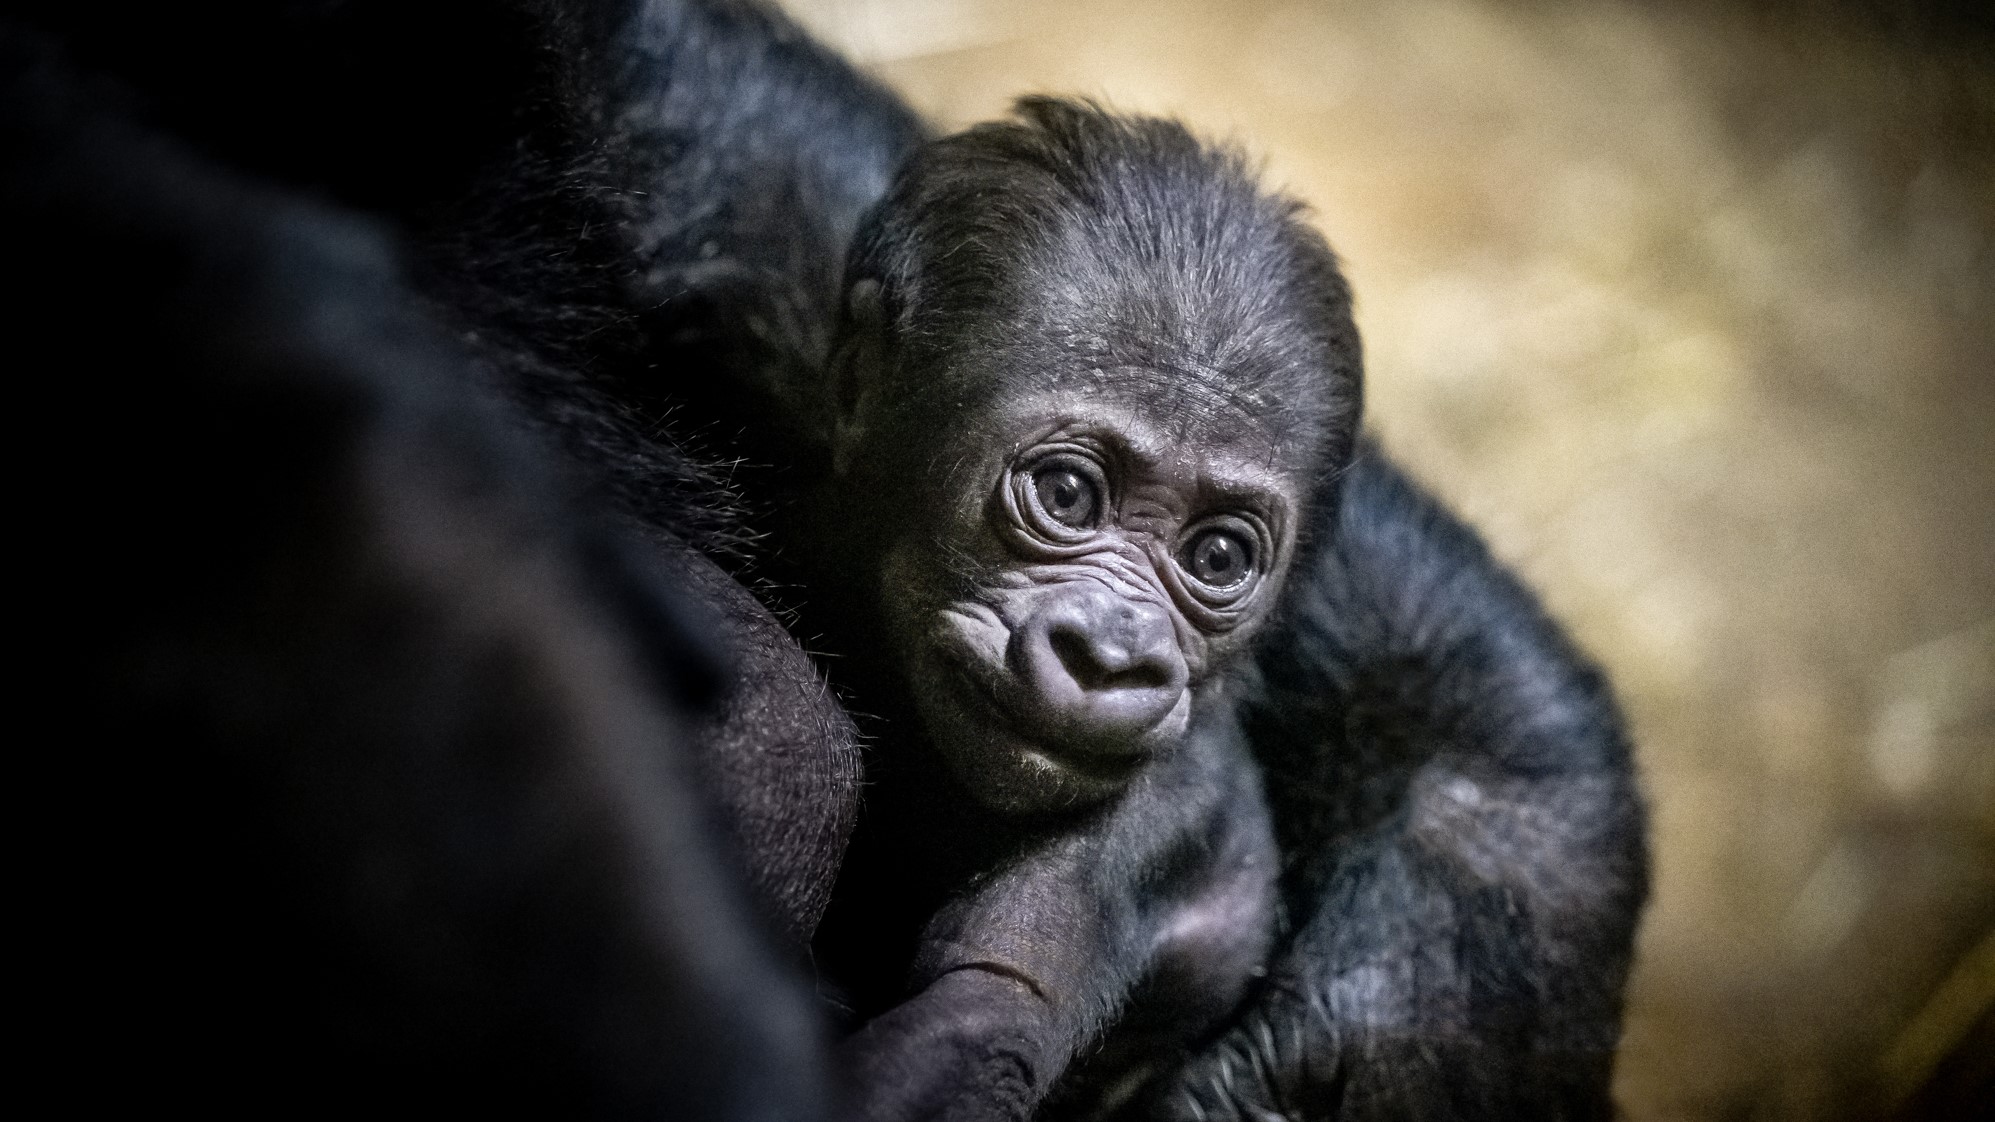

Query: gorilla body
left=785, top=101, right=1360, bottom=1121
left=11, top=1, right=1647, bottom=1119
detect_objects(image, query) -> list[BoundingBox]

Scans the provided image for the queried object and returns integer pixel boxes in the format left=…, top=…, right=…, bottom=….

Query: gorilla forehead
left=863, top=99, right=1353, bottom=449
left=898, top=278, right=1336, bottom=473
left=1010, top=374, right=1308, bottom=494
left=1002, top=175, right=1339, bottom=402
left=998, top=361, right=1317, bottom=476
left=990, top=245, right=1332, bottom=450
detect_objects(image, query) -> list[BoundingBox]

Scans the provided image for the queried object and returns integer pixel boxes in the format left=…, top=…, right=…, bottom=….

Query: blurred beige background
left=779, top=1, right=1995, bottom=1118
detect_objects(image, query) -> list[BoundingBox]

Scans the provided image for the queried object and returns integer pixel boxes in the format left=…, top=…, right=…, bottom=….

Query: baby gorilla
left=799, top=99, right=1361, bottom=1121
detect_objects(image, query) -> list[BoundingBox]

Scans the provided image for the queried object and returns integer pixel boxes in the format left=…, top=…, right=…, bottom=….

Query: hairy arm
left=845, top=722, right=1278, bottom=1122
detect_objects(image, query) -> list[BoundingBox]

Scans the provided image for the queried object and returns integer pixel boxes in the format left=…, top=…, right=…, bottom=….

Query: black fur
left=610, top=0, right=927, bottom=440
left=12, top=1, right=1647, bottom=1118
left=1149, top=444, right=1650, bottom=1120
left=11, top=0, right=869, bottom=940
left=7, top=18, right=829, bottom=1113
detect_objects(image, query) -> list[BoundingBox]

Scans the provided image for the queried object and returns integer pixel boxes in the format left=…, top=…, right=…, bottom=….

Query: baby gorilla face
left=829, top=96, right=1360, bottom=815
left=876, top=379, right=1311, bottom=814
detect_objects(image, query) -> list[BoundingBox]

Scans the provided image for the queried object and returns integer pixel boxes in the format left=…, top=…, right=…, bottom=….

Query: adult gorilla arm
left=1150, top=446, right=1650, bottom=1122
left=607, top=0, right=927, bottom=451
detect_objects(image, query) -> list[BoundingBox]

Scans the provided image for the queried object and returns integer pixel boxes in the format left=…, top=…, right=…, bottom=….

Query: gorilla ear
left=828, top=278, right=885, bottom=476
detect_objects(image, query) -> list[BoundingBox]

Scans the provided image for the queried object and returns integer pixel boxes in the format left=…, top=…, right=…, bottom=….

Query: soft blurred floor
left=780, top=1, right=1995, bottom=1118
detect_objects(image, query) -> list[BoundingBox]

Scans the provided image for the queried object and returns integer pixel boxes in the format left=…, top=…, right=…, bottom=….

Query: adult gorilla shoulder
left=6, top=18, right=832, bottom=1114
left=10, top=0, right=875, bottom=946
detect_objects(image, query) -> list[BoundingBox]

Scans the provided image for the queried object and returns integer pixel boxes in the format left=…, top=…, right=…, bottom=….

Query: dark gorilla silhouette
left=10, top=2, right=1645, bottom=1119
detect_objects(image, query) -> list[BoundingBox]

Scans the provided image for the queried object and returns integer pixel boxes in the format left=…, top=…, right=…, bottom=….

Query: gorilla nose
left=1009, top=587, right=1189, bottom=750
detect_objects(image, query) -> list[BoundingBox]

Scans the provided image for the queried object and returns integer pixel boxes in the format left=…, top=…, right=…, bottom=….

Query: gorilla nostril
left=1048, top=619, right=1176, bottom=692
left=1008, top=592, right=1190, bottom=746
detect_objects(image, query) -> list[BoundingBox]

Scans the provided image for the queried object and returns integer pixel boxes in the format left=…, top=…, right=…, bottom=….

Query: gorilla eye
left=1182, top=527, right=1254, bottom=588
left=1031, top=464, right=1100, bottom=528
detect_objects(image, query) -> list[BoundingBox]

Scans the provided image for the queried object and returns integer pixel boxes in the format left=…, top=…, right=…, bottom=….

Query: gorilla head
left=819, top=98, right=1362, bottom=813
